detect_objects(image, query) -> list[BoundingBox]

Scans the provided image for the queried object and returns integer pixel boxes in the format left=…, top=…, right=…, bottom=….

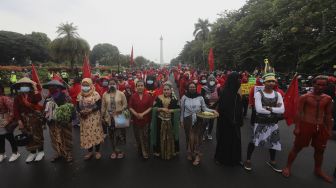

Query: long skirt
left=108, top=119, right=126, bottom=152
left=133, top=124, right=149, bottom=157
left=184, top=116, right=205, bottom=156
left=22, top=113, right=44, bottom=152
left=154, top=118, right=176, bottom=160
left=49, top=121, right=72, bottom=159
left=80, top=111, right=105, bottom=149
left=253, top=123, right=281, bottom=151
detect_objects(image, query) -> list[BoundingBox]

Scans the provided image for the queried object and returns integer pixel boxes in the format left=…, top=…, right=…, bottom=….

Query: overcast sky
left=0, top=0, right=246, bottom=63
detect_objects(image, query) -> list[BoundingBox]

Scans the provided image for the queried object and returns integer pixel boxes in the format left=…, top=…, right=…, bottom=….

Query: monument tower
left=160, top=35, right=164, bottom=64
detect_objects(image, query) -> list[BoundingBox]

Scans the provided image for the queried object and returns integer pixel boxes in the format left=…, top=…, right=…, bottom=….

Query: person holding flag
left=282, top=76, right=334, bottom=183
left=13, top=77, right=44, bottom=163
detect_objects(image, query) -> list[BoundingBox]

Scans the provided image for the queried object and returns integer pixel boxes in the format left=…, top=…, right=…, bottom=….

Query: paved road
left=0, top=78, right=335, bottom=188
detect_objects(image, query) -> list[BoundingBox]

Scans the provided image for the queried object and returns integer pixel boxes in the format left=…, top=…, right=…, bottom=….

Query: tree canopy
left=174, top=0, right=336, bottom=74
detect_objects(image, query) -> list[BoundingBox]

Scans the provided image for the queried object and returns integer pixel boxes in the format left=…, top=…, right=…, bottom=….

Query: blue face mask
left=82, top=86, right=91, bottom=92
left=147, top=80, right=154, bottom=85
left=19, top=86, right=31, bottom=93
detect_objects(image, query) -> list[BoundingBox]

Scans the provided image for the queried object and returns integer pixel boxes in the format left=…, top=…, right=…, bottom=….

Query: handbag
left=114, top=111, right=130, bottom=128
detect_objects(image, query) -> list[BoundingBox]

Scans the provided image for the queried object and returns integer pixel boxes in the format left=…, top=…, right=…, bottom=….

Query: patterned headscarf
left=80, top=78, right=95, bottom=97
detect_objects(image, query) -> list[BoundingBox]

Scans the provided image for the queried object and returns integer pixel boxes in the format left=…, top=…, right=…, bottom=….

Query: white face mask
left=81, top=86, right=91, bottom=92
left=201, top=80, right=207, bottom=84
left=19, top=86, right=31, bottom=93
left=209, top=81, right=216, bottom=86
left=147, top=80, right=154, bottom=85
left=193, top=80, right=198, bottom=84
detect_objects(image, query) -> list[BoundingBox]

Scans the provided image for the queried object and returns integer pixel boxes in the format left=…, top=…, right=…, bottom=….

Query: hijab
left=80, top=78, right=95, bottom=97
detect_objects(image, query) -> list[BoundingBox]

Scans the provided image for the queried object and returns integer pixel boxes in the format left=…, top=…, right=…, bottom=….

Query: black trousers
left=0, top=133, right=18, bottom=154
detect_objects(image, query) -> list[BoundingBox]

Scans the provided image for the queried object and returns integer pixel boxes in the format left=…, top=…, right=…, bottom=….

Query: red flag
left=52, top=74, right=63, bottom=83
left=284, top=76, right=299, bottom=126
left=31, top=64, right=42, bottom=91
left=208, top=48, right=214, bottom=72
left=130, top=46, right=134, bottom=66
left=82, top=55, right=91, bottom=79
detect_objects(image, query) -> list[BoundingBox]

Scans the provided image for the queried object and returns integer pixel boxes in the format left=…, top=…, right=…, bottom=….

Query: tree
left=0, top=31, right=51, bottom=65
left=50, top=22, right=90, bottom=72
left=174, top=0, right=336, bottom=73
left=193, top=18, right=211, bottom=41
left=90, top=43, right=120, bottom=66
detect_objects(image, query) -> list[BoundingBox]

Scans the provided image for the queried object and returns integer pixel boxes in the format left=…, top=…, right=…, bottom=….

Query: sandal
left=66, top=157, right=73, bottom=163
left=117, top=152, right=125, bottom=159
left=192, top=156, right=201, bottom=166
left=95, top=152, right=102, bottom=160
left=84, top=152, right=93, bottom=160
left=110, top=152, right=117, bottom=159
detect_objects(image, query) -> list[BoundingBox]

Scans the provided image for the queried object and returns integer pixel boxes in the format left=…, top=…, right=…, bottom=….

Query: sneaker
left=243, top=161, right=252, bottom=171
left=266, top=161, right=282, bottom=173
left=26, top=153, right=37, bottom=163
left=207, top=134, right=213, bottom=140
left=0, top=154, right=7, bottom=162
left=9, top=153, right=20, bottom=162
left=34, top=151, right=45, bottom=162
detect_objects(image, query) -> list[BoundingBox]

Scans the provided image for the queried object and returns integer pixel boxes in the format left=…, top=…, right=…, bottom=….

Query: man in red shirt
left=129, top=80, right=153, bottom=159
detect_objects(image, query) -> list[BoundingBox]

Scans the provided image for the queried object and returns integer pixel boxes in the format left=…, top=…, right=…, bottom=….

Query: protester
left=180, top=82, right=218, bottom=166
left=14, top=77, right=45, bottom=163
left=215, top=72, right=243, bottom=166
left=243, top=73, right=284, bottom=172
left=101, top=79, right=128, bottom=159
left=43, top=80, right=73, bottom=162
left=0, top=84, right=20, bottom=162
left=129, top=80, right=153, bottom=159
left=201, top=75, right=219, bottom=140
left=77, top=78, right=105, bottom=160
left=282, top=76, right=333, bottom=183
left=152, top=82, right=179, bottom=160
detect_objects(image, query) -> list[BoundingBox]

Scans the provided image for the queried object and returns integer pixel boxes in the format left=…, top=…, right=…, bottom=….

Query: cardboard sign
left=241, top=83, right=254, bottom=95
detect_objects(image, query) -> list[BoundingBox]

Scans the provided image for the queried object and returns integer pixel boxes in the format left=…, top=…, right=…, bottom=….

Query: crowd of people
left=0, top=66, right=335, bottom=183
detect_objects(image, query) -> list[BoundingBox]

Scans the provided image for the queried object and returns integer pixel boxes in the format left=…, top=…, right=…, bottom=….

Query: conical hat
left=42, top=80, right=65, bottom=89
left=14, top=77, right=36, bottom=88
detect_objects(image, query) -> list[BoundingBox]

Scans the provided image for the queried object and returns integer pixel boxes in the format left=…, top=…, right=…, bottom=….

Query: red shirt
left=118, top=82, right=127, bottom=92
left=129, top=92, right=153, bottom=127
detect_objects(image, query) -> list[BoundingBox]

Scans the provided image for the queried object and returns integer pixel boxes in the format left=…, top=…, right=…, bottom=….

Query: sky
left=0, top=0, right=247, bottom=63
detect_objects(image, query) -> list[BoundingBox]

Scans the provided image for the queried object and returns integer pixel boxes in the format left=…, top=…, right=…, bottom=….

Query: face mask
left=102, top=81, right=108, bottom=86
left=209, top=81, right=216, bottom=86
left=147, top=80, right=154, bottom=85
left=189, top=89, right=196, bottom=94
left=201, top=80, right=207, bottom=84
left=19, top=86, right=30, bottom=93
left=82, top=86, right=91, bottom=92
left=109, top=85, right=117, bottom=90
left=193, top=80, right=198, bottom=84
